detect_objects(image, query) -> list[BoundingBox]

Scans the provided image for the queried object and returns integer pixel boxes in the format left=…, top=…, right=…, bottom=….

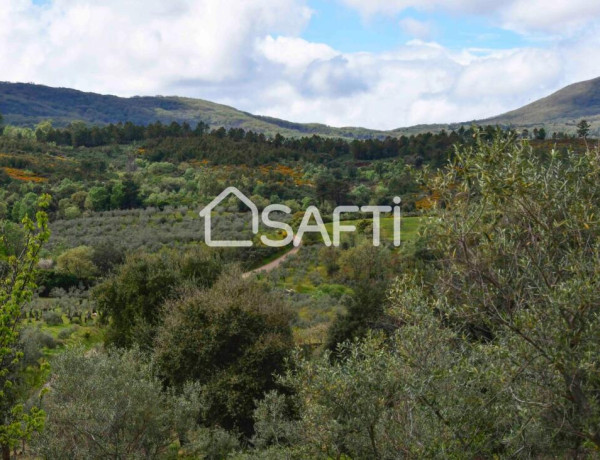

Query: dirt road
left=243, top=236, right=301, bottom=278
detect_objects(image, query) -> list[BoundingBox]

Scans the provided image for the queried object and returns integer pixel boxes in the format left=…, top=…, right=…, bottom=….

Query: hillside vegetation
left=4, top=77, right=600, bottom=138
left=484, top=76, right=600, bottom=135
left=0, top=82, right=390, bottom=138
left=1, top=116, right=599, bottom=457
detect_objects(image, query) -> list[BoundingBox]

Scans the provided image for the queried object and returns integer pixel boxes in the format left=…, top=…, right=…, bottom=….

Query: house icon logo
left=200, top=187, right=402, bottom=248
left=199, top=187, right=259, bottom=247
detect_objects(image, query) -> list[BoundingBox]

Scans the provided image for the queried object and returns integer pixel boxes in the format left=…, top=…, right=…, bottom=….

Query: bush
left=57, top=327, right=76, bottom=340
left=93, top=247, right=222, bottom=349
left=31, top=348, right=201, bottom=459
left=154, top=270, right=294, bottom=437
left=56, top=245, right=98, bottom=278
left=42, top=311, right=63, bottom=326
left=35, top=270, right=83, bottom=297
left=183, top=427, right=241, bottom=459
left=19, top=327, right=57, bottom=366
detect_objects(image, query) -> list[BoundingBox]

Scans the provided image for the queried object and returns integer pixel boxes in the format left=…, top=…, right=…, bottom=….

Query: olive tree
left=31, top=347, right=200, bottom=459
left=251, top=133, right=600, bottom=458
left=420, top=131, right=600, bottom=451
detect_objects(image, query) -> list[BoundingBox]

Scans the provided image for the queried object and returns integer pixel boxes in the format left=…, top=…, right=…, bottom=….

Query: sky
left=2, top=0, right=600, bottom=129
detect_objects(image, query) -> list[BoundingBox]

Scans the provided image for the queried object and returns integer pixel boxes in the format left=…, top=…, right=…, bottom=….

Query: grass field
left=323, top=216, right=421, bottom=243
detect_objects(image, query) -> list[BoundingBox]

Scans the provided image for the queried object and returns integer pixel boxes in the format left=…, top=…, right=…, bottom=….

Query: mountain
left=1, top=78, right=599, bottom=138
left=0, top=82, right=390, bottom=139
left=482, top=76, right=600, bottom=135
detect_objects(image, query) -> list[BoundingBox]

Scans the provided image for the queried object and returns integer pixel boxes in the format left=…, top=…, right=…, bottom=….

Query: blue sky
left=304, top=0, right=529, bottom=52
left=2, top=0, right=600, bottom=129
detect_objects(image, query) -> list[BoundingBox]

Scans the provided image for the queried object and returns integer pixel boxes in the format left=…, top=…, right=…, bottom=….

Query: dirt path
left=243, top=236, right=301, bottom=278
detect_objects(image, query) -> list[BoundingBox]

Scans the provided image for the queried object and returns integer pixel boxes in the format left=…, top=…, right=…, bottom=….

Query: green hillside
left=483, top=76, right=600, bottom=135
left=0, top=81, right=391, bottom=139
left=3, top=78, right=600, bottom=138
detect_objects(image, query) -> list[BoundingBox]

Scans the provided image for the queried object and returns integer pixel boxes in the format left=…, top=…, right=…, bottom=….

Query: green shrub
left=154, top=270, right=294, bottom=437
left=31, top=348, right=200, bottom=458
left=42, top=311, right=63, bottom=326
left=57, top=327, right=76, bottom=340
left=93, top=247, right=222, bottom=349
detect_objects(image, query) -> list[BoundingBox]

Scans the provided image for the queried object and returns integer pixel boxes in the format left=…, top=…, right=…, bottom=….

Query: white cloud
left=0, top=0, right=313, bottom=93
left=257, top=36, right=338, bottom=74
left=0, top=0, right=599, bottom=130
left=399, top=18, right=434, bottom=40
left=339, top=0, right=600, bottom=35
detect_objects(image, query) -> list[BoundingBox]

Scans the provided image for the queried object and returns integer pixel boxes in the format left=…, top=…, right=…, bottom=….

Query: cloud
left=0, top=0, right=313, bottom=93
left=399, top=18, right=434, bottom=40
left=257, top=36, right=338, bottom=75
left=338, top=0, right=600, bottom=35
left=0, top=0, right=599, bottom=130
left=247, top=36, right=595, bottom=129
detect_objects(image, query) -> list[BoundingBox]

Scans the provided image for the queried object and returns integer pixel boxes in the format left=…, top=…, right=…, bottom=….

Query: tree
left=34, top=121, right=52, bottom=142
left=266, top=326, right=517, bottom=458
left=577, top=119, right=591, bottom=138
left=325, top=243, right=394, bottom=350
left=10, top=193, right=38, bottom=222
left=252, top=133, right=600, bottom=458
left=154, top=270, right=294, bottom=437
left=56, top=245, right=97, bottom=279
left=121, top=174, right=140, bottom=208
left=536, top=127, right=546, bottom=140
left=91, top=239, right=125, bottom=275
left=0, top=195, right=50, bottom=460
left=31, top=348, right=200, bottom=458
left=325, top=281, right=389, bottom=352
left=93, top=248, right=222, bottom=349
left=337, top=242, right=392, bottom=283
left=110, top=176, right=140, bottom=209
left=419, top=132, right=600, bottom=452
left=84, top=186, right=109, bottom=211
left=109, top=180, right=126, bottom=209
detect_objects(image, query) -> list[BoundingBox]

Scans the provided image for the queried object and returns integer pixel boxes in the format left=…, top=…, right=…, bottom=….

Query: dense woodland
left=0, top=113, right=599, bottom=458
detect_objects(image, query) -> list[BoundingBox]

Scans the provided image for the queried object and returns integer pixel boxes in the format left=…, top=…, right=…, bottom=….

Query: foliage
left=417, top=131, right=600, bottom=451
left=247, top=133, right=600, bottom=458
left=153, top=270, right=294, bottom=437
left=41, top=311, right=63, bottom=326
left=324, top=281, right=389, bottom=352
left=577, top=119, right=591, bottom=138
left=31, top=347, right=200, bottom=459
left=93, top=247, right=222, bottom=349
left=56, top=245, right=97, bottom=279
left=0, top=194, right=50, bottom=456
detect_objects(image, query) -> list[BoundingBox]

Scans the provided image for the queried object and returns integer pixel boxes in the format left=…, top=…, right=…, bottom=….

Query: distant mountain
left=0, top=82, right=390, bottom=139
left=1, top=78, right=599, bottom=138
left=482, top=76, right=600, bottom=135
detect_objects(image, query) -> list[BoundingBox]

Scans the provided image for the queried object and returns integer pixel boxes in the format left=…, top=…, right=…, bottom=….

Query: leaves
left=0, top=194, right=50, bottom=449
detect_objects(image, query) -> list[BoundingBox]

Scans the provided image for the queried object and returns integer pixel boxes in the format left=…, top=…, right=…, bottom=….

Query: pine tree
left=577, top=119, right=591, bottom=138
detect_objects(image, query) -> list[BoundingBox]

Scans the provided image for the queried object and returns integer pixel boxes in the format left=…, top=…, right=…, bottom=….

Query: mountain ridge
left=2, top=78, right=600, bottom=138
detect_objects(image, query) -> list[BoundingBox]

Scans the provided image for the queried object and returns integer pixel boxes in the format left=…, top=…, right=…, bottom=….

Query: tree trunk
left=2, top=444, right=10, bottom=460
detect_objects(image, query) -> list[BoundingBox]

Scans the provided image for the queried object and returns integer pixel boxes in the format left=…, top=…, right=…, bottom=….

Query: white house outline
left=199, top=186, right=259, bottom=247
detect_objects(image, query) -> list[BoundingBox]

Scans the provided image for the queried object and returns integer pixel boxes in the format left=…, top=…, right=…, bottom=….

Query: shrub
left=19, top=327, right=57, bottom=366
left=31, top=348, right=200, bottom=458
left=35, top=270, right=82, bottom=297
left=56, top=245, right=98, bottom=279
left=154, top=270, right=294, bottom=437
left=57, top=327, right=76, bottom=340
left=42, top=311, right=63, bottom=326
left=93, top=247, right=222, bottom=348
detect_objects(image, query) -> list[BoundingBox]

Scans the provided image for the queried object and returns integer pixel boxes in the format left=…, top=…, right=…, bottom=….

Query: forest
left=0, top=114, right=599, bottom=459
